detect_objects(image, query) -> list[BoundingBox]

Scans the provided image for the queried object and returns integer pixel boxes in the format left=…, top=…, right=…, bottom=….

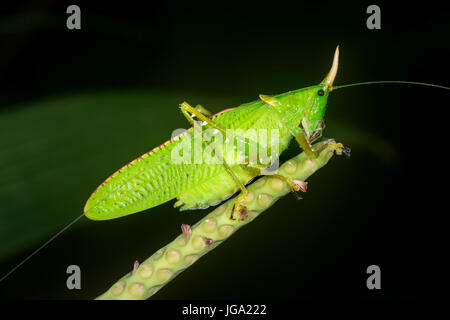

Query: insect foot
left=229, top=203, right=248, bottom=221
left=237, top=205, right=248, bottom=221
left=327, top=140, right=351, bottom=158
left=342, top=146, right=351, bottom=158
left=293, top=180, right=308, bottom=192
left=290, top=179, right=308, bottom=201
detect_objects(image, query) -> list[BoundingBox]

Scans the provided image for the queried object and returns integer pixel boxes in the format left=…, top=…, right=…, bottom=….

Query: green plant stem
left=96, top=142, right=336, bottom=300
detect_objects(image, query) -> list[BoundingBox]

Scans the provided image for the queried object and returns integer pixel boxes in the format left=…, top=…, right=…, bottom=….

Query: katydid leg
left=195, top=104, right=212, bottom=117
left=241, top=163, right=305, bottom=193
left=180, top=101, right=249, bottom=220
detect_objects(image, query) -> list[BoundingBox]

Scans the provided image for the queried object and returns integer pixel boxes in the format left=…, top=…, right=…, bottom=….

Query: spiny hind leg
left=180, top=101, right=227, bottom=134
left=195, top=104, right=212, bottom=117
left=222, top=163, right=250, bottom=221
left=180, top=102, right=249, bottom=220
left=181, top=100, right=271, bottom=159
left=181, top=101, right=295, bottom=218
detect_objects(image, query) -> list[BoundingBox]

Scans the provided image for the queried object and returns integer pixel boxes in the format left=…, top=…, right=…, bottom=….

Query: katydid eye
left=318, top=89, right=325, bottom=96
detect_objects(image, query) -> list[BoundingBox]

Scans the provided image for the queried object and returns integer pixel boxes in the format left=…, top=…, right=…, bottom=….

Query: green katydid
left=83, top=46, right=448, bottom=221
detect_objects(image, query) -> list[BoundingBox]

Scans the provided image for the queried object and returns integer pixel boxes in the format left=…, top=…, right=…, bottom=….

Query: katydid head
left=259, top=46, right=339, bottom=140
left=296, top=45, right=339, bottom=138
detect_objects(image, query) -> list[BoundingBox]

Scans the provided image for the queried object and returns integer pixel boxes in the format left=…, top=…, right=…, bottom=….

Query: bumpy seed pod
left=96, top=142, right=336, bottom=300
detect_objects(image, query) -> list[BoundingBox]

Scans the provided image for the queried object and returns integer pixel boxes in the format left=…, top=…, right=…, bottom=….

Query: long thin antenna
left=333, top=80, right=449, bottom=91
left=0, top=213, right=85, bottom=283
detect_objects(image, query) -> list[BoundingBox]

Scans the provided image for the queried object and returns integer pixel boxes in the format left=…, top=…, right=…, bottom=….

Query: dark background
left=0, top=1, right=448, bottom=300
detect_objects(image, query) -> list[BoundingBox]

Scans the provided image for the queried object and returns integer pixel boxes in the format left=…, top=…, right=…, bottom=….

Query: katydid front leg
left=293, top=127, right=348, bottom=159
left=294, top=129, right=317, bottom=159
